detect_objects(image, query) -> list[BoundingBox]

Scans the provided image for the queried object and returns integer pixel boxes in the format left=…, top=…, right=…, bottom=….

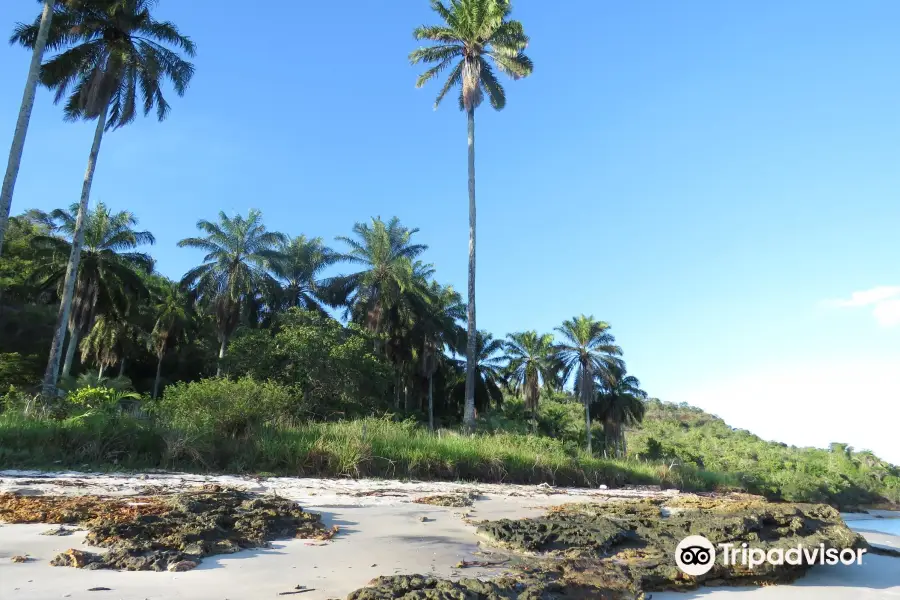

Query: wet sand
left=1, top=471, right=897, bottom=600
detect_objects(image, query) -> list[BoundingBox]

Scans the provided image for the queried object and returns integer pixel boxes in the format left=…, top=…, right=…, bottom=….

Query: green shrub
left=156, top=377, right=296, bottom=438
left=67, top=386, right=140, bottom=411
left=225, top=310, right=392, bottom=418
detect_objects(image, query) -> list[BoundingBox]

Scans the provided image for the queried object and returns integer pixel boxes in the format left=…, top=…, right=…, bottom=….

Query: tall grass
left=0, top=412, right=732, bottom=491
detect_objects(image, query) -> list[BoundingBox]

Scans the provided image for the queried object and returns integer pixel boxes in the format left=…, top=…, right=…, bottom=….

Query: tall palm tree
left=594, top=365, right=647, bottom=458
left=411, top=0, right=533, bottom=432
left=554, top=316, right=624, bottom=455
left=327, top=217, right=427, bottom=338
left=12, top=0, right=195, bottom=395
left=148, top=279, right=191, bottom=398
left=270, top=235, right=336, bottom=315
left=31, top=202, right=154, bottom=379
left=0, top=0, right=56, bottom=256
left=504, top=331, right=558, bottom=428
left=454, top=330, right=505, bottom=415
left=178, top=209, right=284, bottom=376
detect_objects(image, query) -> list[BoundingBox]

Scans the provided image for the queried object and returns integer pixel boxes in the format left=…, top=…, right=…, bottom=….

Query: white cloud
left=872, top=299, right=900, bottom=327
left=824, top=286, right=900, bottom=327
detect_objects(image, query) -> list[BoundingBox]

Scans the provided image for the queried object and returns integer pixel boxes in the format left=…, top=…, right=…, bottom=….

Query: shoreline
left=1, top=472, right=898, bottom=600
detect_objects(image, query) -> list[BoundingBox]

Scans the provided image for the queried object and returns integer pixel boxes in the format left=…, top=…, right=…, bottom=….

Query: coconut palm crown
left=410, top=0, right=533, bottom=112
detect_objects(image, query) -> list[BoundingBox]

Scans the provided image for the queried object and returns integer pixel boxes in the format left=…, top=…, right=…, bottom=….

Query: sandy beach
left=1, top=471, right=897, bottom=600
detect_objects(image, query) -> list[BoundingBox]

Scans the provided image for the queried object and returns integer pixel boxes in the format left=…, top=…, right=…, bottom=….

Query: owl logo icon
left=676, top=535, right=716, bottom=576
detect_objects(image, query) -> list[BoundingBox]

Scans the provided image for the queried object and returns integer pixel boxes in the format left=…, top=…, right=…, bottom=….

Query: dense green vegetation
left=629, top=401, right=900, bottom=507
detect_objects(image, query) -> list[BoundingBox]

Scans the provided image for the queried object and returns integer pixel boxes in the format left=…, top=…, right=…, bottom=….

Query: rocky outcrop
left=2, top=487, right=336, bottom=571
left=348, top=494, right=871, bottom=599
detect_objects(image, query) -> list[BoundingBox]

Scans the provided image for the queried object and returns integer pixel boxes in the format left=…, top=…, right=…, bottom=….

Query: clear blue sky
left=2, top=1, right=898, bottom=462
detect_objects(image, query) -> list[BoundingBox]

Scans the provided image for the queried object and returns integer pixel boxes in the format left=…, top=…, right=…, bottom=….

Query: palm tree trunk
left=61, top=325, right=79, bottom=378
left=394, top=373, right=401, bottom=410
left=582, top=362, right=592, bottom=456
left=41, top=102, right=109, bottom=396
left=118, top=358, right=125, bottom=378
left=602, top=419, right=614, bottom=458
left=463, top=107, right=477, bottom=432
left=97, top=363, right=104, bottom=379
left=0, top=0, right=54, bottom=258
left=216, top=335, right=228, bottom=377
left=428, top=372, right=434, bottom=433
left=153, top=352, right=163, bottom=399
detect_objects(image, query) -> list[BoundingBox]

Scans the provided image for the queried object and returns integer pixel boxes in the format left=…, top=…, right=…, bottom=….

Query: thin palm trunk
left=582, top=361, right=592, bottom=455
left=216, top=336, right=227, bottom=377
left=394, top=373, right=401, bottom=410
left=61, top=325, right=79, bottom=378
left=118, top=358, right=125, bottom=378
left=42, top=103, right=110, bottom=395
left=97, top=363, right=104, bottom=378
left=463, top=107, right=477, bottom=431
left=428, top=371, right=434, bottom=433
left=153, top=352, right=163, bottom=399
left=0, top=0, right=54, bottom=257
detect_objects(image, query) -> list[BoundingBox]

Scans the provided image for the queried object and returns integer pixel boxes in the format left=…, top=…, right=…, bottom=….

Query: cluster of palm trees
left=7, top=202, right=646, bottom=456
left=1, top=0, right=533, bottom=432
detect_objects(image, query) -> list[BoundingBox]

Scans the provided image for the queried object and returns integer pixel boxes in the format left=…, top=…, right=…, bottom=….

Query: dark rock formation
left=3, top=487, right=336, bottom=571
left=348, top=494, right=871, bottom=599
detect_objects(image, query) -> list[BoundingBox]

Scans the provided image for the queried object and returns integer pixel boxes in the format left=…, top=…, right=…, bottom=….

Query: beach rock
left=50, top=549, right=103, bottom=569
left=167, top=560, right=198, bottom=572
left=413, top=492, right=477, bottom=508
left=41, top=526, right=75, bottom=536
left=14, top=488, right=336, bottom=572
left=348, top=494, right=869, bottom=599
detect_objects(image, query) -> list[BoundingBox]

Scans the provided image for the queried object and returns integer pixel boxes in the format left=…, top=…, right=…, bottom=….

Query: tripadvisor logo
left=675, top=535, right=866, bottom=576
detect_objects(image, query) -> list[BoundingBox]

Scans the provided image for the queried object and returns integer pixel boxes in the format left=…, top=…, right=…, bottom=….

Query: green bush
left=225, top=310, right=392, bottom=418
left=156, top=377, right=298, bottom=438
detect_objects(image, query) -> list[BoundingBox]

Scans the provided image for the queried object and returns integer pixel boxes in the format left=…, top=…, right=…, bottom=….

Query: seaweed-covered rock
left=2, top=488, right=336, bottom=572
left=0, top=493, right=169, bottom=525
left=348, top=494, right=871, bottom=599
left=477, top=494, right=866, bottom=591
left=414, top=492, right=478, bottom=508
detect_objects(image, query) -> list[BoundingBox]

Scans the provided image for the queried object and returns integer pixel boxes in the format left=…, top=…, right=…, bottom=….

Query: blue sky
left=1, top=1, right=898, bottom=462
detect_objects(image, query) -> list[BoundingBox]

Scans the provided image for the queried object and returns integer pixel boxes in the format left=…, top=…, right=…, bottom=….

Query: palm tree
left=0, top=0, right=56, bottom=256
left=554, top=316, right=624, bottom=455
left=594, top=365, right=647, bottom=458
left=417, top=281, right=465, bottom=430
left=411, top=0, right=533, bottom=431
left=12, top=0, right=195, bottom=395
left=148, top=279, right=191, bottom=398
left=31, top=202, right=154, bottom=380
left=327, top=217, right=427, bottom=338
left=454, top=330, right=505, bottom=415
left=270, top=235, right=336, bottom=315
left=79, top=314, right=134, bottom=377
left=178, top=209, right=284, bottom=376
left=504, top=331, right=558, bottom=429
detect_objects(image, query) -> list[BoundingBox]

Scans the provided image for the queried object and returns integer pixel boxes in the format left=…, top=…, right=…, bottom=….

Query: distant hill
left=627, top=399, right=900, bottom=509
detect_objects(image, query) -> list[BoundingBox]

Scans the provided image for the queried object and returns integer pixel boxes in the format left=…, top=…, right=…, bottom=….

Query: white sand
left=1, top=471, right=898, bottom=600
